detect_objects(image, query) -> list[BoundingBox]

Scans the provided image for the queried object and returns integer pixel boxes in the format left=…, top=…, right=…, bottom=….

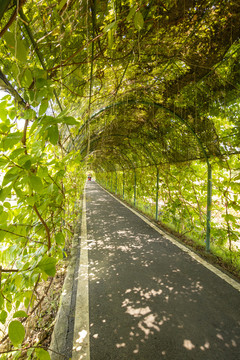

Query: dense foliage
left=0, top=0, right=240, bottom=358
left=97, top=157, right=240, bottom=269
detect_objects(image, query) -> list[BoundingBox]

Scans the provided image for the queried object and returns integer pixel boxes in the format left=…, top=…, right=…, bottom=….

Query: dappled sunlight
left=86, top=182, right=240, bottom=359
left=72, top=329, right=89, bottom=359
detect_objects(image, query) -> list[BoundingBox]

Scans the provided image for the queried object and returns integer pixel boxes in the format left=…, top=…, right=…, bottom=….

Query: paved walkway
left=58, top=181, right=240, bottom=359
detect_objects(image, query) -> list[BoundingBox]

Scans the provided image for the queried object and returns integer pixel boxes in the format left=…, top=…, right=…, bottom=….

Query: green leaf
left=25, top=108, right=36, bottom=120
left=8, top=320, right=25, bottom=346
left=26, top=196, right=35, bottom=206
left=108, top=30, right=114, bottom=49
left=0, top=310, right=7, bottom=324
left=127, top=5, right=137, bottom=21
left=3, top=201, right=11, bottom=209
left=23, top=159, right=32, bottom=170
left=103, top=21, right=117, bottom=33
left=13, top=310, right=28, bottom=318
left=28, top=175, right=43, bottom=193
left=16, top=39, right=28, bottom=62
left=134, top=11, right=144, bottom=31
left=9, top=148, right=25, bottom=160
left=55, top=232, right=65, bottom=246
left=0, top=186, right=11, bottom=201
left=58, top=0, right=68, bottom=11
left=1, top=132, right=22, bottom=150
left=39, top=99, right=49, bottom=116
left=0, top=294, right=4, bottom=310
left=59, top=116, right=78, bottom=125
left=224, top=214, right=236, bottom=223
left=0, top=211, right=8, bottom=224
left=35, top=348, right=51, bottom=360
left=55, top=169, right=65, bottom=179
left=6, top=300, right=12, bottom=313
left=3, top=31, right=15, bottom=49
left=37, top=257, right=57, bottom=277
left=2, top=167, right=20, bottom=186
left=4, top=32, right=28, bottom=63
left=23, top=69, right=33, bottom=88
left=0, top=157, right=8, bottom=167
left=48, top=125, right=59, bottom=145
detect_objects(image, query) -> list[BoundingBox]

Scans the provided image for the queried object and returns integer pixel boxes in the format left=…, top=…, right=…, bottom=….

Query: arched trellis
left=81, top=100, right=213, bottom=252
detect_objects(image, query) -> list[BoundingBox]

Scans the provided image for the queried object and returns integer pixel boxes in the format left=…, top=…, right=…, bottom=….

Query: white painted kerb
left=72, top=188, right=90, bottom=360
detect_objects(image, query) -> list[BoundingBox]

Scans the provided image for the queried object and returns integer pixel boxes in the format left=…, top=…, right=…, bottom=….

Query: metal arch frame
left=88, top=99, right=212, bottom=252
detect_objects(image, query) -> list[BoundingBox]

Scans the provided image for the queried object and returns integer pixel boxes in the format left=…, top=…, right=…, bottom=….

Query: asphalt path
left=85, top=181, right=240, bottom=360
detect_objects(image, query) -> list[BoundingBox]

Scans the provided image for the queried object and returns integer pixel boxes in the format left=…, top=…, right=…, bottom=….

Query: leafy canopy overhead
left=0, top=0, right=240, bottom=169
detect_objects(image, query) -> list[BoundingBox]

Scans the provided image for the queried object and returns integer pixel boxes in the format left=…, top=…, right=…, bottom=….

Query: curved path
left=52, top=181, right=240, bottom=359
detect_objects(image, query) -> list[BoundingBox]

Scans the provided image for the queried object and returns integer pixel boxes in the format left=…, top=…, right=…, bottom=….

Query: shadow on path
left=86, top=182, right=240, bottom=360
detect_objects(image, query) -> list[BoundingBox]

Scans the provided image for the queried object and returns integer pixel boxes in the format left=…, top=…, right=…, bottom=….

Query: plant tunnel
left=0, top=0, right=240, bottom=354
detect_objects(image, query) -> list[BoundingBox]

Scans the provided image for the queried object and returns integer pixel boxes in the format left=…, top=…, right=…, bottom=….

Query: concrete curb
left=49, top=208, right=82, bottom=360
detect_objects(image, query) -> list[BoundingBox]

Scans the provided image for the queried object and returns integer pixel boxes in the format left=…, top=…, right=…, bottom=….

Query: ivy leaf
left=37, top=257, right=57, bottom=277
left=8, top=320, right=25, bottom=347
left=134, top=11, right=144, bottom=31
left=35, top=348, right=51, bottom=360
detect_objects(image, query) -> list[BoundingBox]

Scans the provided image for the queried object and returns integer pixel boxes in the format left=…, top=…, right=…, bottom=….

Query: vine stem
left=0, top=0, right=27, bottom=38
left=33, top=205, right=51, bottom=251
left=0, top=277, right=54, bottom=345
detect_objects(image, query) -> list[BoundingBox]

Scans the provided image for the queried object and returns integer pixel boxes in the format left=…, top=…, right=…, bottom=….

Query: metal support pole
left=115, top=171, right=118, bottom=194
left=134, top=170, right=137, bottom=207
left=206, top=162, right=212, bottom=252
left=123, top=171, right=125, bottom=200
left=156, top=167, right=159, bottom=221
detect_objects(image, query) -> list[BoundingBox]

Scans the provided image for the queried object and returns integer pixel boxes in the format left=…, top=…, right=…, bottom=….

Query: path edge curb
left=48, top=201, right=83, bottom=359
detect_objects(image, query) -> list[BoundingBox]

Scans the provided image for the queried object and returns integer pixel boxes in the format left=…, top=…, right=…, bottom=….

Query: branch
left=0, top=70, right=26, bottom=107
left=33, top=205, right=51, bottom=250
left=21, top=119, right=29, bottom=154
left=1, top=268, right=18, bottom=273
left=0, top=228, right=28, bottom=238
left=0, top=0, right=27, bottom=38
left=49, top=32, right=104, bottom=72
